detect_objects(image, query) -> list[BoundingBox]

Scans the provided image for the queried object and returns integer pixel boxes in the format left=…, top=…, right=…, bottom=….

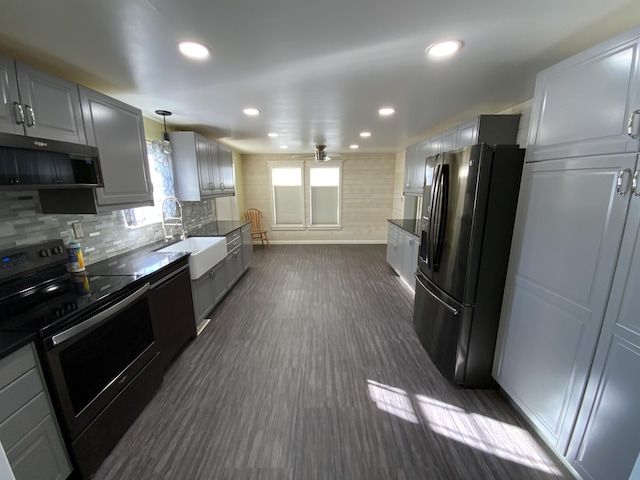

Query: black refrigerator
left=413, top=143, right=524, bottom=387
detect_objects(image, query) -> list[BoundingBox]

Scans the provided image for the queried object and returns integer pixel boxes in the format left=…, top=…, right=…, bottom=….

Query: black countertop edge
left=0, top=331, right=38, bottom=359
left=188, top=220, right=250, bottom=237
left=388, top=218, right=421, bottom=237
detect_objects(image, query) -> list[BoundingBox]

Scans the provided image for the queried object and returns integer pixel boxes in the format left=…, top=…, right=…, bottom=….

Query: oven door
left=42, top=282, right=157, bottom=439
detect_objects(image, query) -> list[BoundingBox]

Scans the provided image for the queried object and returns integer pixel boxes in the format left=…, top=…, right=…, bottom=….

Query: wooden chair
left=241, top=208, right=270, bottom=248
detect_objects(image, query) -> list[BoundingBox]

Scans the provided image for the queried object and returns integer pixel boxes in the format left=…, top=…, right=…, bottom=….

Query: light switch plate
left=72, top=222, right=85, bottom=239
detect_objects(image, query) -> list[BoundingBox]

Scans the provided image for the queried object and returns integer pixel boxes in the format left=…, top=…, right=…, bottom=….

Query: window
left=268, top=160, right=342, bottom=230
left=269, top=162, right=304, bottom=229
left=123, top=141, right=175, bottom=228
left=309, top=162, right=341, bottom=228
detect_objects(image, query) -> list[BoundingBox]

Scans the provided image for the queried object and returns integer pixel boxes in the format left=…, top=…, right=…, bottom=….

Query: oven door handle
left=51, top=283, right=150, bottom=347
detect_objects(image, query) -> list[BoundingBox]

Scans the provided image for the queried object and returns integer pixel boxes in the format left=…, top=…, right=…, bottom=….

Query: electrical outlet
left=72, top=222, right=85, bottom=239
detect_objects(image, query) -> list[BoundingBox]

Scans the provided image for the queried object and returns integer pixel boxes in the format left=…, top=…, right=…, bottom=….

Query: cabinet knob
left=13, top=102, right=25, bottom=125
left=25, top=105, right=36, bottom=127
left=627, top=109, right=640, bottom=139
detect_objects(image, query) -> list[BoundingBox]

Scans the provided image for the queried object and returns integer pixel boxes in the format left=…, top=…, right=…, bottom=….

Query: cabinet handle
left=617, top=168, right=632, bottom=196
left=13, top=102, right=25, bottom=125
left=25, top=105, right=36, bottom=127
left=628, top=109, right=640, bottom=139
left=633, top=170, right=639, bottom=197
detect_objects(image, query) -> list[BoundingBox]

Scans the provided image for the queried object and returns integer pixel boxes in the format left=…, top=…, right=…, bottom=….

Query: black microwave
left=0, top=133, right=102, bottom=188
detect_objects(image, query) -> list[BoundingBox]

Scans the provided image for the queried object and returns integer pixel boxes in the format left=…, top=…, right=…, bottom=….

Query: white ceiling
left=0, top=0, right=638, bottom=154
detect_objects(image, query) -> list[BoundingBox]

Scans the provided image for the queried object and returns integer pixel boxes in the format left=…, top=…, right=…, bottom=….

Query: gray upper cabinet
left=171, top=131, right=234, bottom=201
left=0, top=55, right=22, bottom=135
left=403, top=143, right=423, bottom=195
left=440, top=125, right=458, bottom=152
left=527, top=28, right=640, bottom=161
left=79, top=86, right=153, bottom=209
left=217, top=143, right=235, bottom=195
left=0, top=55, right=86, bottom=144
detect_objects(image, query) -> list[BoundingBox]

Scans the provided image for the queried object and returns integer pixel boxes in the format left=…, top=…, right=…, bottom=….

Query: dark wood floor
left=93, top=244, right=571, bottom=480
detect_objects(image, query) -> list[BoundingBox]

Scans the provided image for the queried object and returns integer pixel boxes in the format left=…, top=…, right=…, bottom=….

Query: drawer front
left=0, top=368, right=43, bottom=424
left=0, top=344, right=37, bottom=390
left=226, top=235, right=242, bottom=252
left=0, top=392, right=50, bottom=451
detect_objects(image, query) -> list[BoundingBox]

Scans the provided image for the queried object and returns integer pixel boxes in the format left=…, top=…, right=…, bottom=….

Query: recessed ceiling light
left=268, top=132, right=279, bottom=138
left=280, top=145, right=288, bottom=149
left=350, top=144, right=359, bottom=149
left=178, top=41, right=210, bottom=59
left=360, top=131, right=372, bottom=138
left=426, top=40, right=463, bottom=58
left=243, top=108, right=260, bottom=116
left=378, top=108, right=395, bottom=116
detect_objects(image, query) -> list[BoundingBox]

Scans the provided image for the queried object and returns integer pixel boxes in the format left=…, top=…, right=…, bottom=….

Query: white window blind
left=309, top=164, right=341, bottom=228
left=270, top=163, right=304, bottom=228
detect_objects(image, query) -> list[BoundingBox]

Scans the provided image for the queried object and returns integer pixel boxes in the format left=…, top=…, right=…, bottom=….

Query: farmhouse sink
left=156, top=237, right=227, bottom=280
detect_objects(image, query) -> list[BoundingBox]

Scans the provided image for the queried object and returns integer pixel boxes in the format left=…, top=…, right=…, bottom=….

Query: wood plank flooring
left=92, top=244, right=571, bottom=480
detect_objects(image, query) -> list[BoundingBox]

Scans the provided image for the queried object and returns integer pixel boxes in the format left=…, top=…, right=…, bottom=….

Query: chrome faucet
left=161, top=196, right=187, bottom=242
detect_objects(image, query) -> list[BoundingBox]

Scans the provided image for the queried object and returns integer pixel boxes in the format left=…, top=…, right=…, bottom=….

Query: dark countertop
left=188, top=220, right=250, bottom=237
left=388, top=218, right=421, bottom=237
left=0, top=246, right=190, bottom=359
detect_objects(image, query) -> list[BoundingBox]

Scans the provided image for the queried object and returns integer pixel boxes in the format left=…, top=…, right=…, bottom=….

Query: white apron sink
left=156, top=237, right=226, bottom=280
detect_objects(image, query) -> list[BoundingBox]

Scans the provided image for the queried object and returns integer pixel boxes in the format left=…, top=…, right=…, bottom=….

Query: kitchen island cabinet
left=0, top=343, right=72, bottom=480
left=0, top=54, right=86, bottom=144
left=387, top=219, right=420, bottom=291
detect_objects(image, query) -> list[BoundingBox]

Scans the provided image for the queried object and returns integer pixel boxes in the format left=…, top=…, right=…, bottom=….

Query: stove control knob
left=39, top=249, right=50, bottom=257
left=52, top=246, right=64, bottom=255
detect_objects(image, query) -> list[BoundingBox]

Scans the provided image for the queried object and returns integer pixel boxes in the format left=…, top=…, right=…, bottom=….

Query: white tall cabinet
left=493, top=26, right=640, bottom=480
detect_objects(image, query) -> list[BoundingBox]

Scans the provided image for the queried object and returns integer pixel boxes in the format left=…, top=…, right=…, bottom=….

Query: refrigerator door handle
left=415, top=273, right=459, bottom=316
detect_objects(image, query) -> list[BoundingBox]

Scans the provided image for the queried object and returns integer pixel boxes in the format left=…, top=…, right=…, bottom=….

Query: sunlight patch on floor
left=367, top=380, right=419, bottom=424
left=415, top=395, right=563, bottom=476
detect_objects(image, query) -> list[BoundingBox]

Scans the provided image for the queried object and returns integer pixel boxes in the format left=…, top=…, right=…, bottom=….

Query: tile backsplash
left=0, top=190, right=216, bottom=265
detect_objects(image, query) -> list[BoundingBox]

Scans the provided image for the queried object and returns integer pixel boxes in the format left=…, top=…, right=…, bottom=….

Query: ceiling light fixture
left=268, top=132, right=279, bottom=138
left=379, top=108, right=395, bottom=116
left=155, top=109, right=172, bottom=154
left=350, top=144, right=359, bottom=149
left=280, top=145, right=288, bottom=149
left=360, top=131, right=372, bottom=138
left=178, top=41, right=210, bottom=59
left=243, top=108, right=260, bottom=116
left=426, top=40, right=463, bottom=58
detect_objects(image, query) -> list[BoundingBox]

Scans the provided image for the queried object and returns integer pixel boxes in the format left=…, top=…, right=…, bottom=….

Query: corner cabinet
left=0, top=343, right=73, bottom=480
left=79, top=86, right=153, bottom=210
left=493, top=26, right=640, bottom=480
left=170, top=131, right=235, bottom=201
left=0, top=54, right=86, bottom=144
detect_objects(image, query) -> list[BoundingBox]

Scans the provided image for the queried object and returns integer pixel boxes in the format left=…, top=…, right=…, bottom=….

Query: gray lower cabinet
left=569, top=160, right=640, bottom=480
left=386, top=223, right=400, bottom=269
left=0, top=54, right=86, bottom=144
left=386, top=222, right=418, bottom=290
left=494, top=154, right=635, bottom=453
left=241, top=223, right=252, bottom=269
left=226, top=230, right=244, bottom=287
left=0, top=344, right=72, bottom=480
left=79, top=86, right=153, bottom=210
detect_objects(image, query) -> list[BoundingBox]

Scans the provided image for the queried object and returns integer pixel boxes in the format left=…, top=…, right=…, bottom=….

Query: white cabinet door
left=456, top=117, right=479, bottom=148
left=0, top=55, right=22, bottom=135
left=527, top=28, right=640, bottom=161
left=15, top=63, right=86, bottom=144
left=425, top=134, right=441, bottom=156
left=79, top=87, right=153, bottom=209
left=493, top=153, right=636, bottom=453
left=403, top=143, right=421, bottom=195
left=386, top=223, right=400, bottom=271
left=441, top=126, right=458, bottom=153
left=570, top=169, right=640, bottom=480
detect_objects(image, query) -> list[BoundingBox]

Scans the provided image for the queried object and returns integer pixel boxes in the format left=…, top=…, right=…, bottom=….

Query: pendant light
left=155, top=110, right=172, bottom=154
